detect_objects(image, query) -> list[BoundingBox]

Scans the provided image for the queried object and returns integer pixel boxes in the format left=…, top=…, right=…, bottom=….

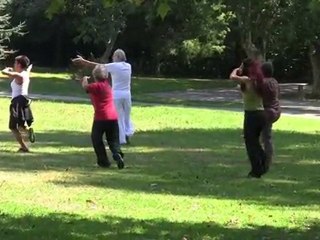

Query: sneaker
left=113, top=153, right=124, bottom=169
left=28, top=128, right=36, bottom=143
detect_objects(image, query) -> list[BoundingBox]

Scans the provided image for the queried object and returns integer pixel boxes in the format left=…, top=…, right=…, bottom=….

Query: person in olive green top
left=230, top=58, right=267, bottom=178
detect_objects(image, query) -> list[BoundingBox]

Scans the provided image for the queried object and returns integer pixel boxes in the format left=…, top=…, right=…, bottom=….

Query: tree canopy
left=3, top=0, right=320, bottom=92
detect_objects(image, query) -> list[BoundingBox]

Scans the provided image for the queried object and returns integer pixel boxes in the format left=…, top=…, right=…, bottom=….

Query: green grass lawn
left=0, top=71, right=234, bottom=105
left=0, top=98, right=319, bottom=239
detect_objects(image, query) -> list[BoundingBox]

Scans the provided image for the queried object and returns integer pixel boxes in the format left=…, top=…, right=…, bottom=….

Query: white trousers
left=114, top=98, right=134, bottom=144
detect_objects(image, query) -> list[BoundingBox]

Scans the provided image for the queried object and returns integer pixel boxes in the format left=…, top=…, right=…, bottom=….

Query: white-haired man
left=72, top=49, right=134, bottom=145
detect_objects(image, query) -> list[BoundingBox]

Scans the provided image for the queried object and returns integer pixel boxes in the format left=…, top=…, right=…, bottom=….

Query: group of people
left=230, top=58, right=281, bottom=178
left=2, top=50, right=280, bottom=177
left=71, top=49, right=135, bottom=169
left=2, top=49, right=135, bottom=170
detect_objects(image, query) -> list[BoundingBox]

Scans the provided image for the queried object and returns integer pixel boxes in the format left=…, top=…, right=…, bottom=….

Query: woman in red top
left=81, top=65, right=124, bottom=169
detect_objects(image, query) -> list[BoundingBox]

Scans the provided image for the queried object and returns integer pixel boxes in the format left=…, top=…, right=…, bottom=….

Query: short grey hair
left=92, top=64, right=108, bottom=81
left=113, top=49, right=127, bottom=62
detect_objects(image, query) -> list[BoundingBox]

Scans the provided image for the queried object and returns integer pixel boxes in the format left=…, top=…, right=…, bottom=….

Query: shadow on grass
left=0, top=212, right=319, bottom=240
left=0, top=128, right=319, bottom=207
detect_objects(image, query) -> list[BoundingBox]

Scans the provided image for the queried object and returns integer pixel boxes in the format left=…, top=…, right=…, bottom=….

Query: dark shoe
left=247, top=171, right=261, bottom=179
left=125, top=136, right=130, bottom=145
left=97, top=161, right=111, bottom=168
left=113, top=153, right=124, bottom=169
left=264, top=157, right=272, bottom=172
left=28, top=128, right=36, bottom=143
left=17, top=148, right=30, bottom=153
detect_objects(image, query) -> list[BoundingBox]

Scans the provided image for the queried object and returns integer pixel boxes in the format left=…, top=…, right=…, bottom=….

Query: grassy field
left=0, top=97, right=319, bottom=240
left=0, top=71, right=235, bottom=105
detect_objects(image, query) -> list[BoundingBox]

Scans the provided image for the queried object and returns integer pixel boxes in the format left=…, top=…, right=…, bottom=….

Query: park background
left=0, top=1, right=319, bottom=240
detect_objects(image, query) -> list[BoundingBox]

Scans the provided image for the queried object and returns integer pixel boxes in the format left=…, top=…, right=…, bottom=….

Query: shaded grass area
left=0, top=213, right=319, bottom=240
left=0, top=99, right=319, bottom=239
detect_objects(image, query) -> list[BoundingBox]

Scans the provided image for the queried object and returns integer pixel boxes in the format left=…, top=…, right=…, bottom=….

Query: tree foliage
left=47, top=0, right=177, bottom=19
left=4, top=0, right=320, bottom=86
left=0, top=0, right=24, bottom=59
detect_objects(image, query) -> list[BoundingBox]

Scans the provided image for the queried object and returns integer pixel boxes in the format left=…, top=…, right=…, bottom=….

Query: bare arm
left=229, top=68, right=250, bottom=83
left=1, top=67, right=23, bottom=84
left=81, top=76, right=89, bottom=89
left=72, top=55, right=98, bottom=69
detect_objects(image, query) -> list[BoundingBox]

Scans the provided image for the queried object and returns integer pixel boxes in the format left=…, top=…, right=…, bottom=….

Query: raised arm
left=229, top=68, right=250, bottom=83
left=81, top=76, right=90, bottom=89
left=1, top=67, right=23, bottom=84
left=71, top=55, right=98, bottom=69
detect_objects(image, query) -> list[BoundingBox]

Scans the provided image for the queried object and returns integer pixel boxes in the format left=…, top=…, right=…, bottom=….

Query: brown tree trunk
left=240, top=0, right=266, bottom=62
left=100, top=30, right=119, bottom=63
left=243, top=39, right=265, bottom=62
left=310, top=44, right=320, bottom=95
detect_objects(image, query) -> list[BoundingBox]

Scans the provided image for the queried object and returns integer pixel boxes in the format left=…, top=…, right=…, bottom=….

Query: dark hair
left=240, top=58, right=264, bottom=96
left=261, top=62, right=274, bottom=78
left=240, top=58, right=253, bottom=92
left=15, top=55, right=30, bottom=69
left=242, top=58, right=253, bottom=75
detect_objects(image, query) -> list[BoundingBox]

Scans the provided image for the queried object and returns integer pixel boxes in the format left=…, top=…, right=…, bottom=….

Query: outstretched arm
left=1, top=67, right=23, bottom=84
left=71, top=55, right=98, bottom=69
left=229, top=68, right=250, bottom=82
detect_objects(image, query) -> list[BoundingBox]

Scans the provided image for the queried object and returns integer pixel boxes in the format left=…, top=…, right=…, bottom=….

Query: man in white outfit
left=72, top=49, right=134, bottom=145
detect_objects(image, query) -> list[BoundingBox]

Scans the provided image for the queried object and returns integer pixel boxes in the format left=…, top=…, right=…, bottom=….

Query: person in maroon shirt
left=261, top=62, right=281, bottom=172
left=80, top=65, right=124, bottom=169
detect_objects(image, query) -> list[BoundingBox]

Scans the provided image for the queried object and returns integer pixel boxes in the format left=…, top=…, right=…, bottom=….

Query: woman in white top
left=72, top=49, right=134, bottom=145
left=2, top=55, right=34, bottom=152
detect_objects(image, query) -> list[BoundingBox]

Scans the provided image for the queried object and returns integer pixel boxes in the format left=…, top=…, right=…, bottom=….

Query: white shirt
left=105, top=62, right=132, bottom=99
left=11, top=70, right=30, bottom=99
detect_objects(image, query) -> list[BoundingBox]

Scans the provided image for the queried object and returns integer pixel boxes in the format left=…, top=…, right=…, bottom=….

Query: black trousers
left=91, top=120, right=123, bottom=167
left=244, top=111, right=267, bottom=176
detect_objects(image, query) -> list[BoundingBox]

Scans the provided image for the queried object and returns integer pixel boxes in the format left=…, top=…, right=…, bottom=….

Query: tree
left=134, top=0, right=233, bottom=75
left=306, top=0, right=320, bottom=94
left=272, top=0, right=320, bottom=94
left=47, top=0, right=138, bottom=62
left=0, top=0, right=24, bottom=59
left=47, top=0, right=177, bottom=20
left=225, top=0, right=291, bottom=60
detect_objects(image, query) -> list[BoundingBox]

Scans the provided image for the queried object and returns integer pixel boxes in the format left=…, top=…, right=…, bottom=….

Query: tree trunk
left=243, top=38, right=264, bottom=62
left=240, top=0, right=266, bottom=62
left=100, top=30, right=119, bottom=63
left=310, top=44, right=320, bottom=95
left=54, top=28, right=63, bottom=67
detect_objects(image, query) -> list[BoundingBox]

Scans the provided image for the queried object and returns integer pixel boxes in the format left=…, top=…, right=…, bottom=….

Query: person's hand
left=4, top=67, right=13, bottom=72
left=236, top=67, right=243, bottom=76
left=81, top=76, right=89, bottom=88
left=71, top=55, right=85, bottom=65
left=81, top=76, right=90, bottom=81
left=27, top=64, right=33, bottom=73
left=2, top=67, right=13, bottom=74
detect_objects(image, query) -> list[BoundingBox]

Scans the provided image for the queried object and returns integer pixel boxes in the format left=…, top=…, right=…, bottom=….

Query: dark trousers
left=91, top=120, right=123, bottom=167
left=244, top=111, right=267, bottom=176
left=261, top=122, right=273, bottom=170
left=261, top=108, right=281, bottom=171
